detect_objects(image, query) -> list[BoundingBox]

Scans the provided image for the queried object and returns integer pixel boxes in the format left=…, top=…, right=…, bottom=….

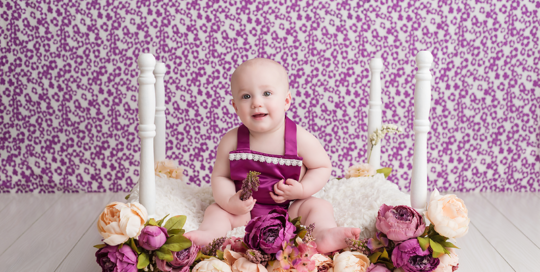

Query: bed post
left=154, top=61, right=167, bottom=162
left=410, top=51, right=433, bottom=214
left=137, top=54, right=157, bottom=219
left=368, top=54, right=383, bottom=169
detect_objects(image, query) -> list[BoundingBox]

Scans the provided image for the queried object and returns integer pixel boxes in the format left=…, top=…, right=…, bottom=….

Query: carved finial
left=416, top=51, right=433, bottom=70
left=154, top=61, right=166, bottom=75
left=138, top=53, right=156, bottom=71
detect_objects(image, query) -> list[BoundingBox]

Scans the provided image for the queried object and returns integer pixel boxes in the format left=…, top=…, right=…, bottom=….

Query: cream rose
left=311, top=254, right=333, bottom=272
left=193, top=257, right=232, bottom=272
left=97, top=202, right=148, bottom=245
left=333, top=251, right=370, bottom=272
left=155, top=159, right=184, bottom=179
left=344, top=164, right=376, bottom=178
left=224, top=245, right=244, bottom=267
left=432, top=248, right=459, bottom=272
left=232, top=257, right=268, bottom=272
left=267, top=260, right=296, bottom=272
left=425, top=189, right=470, bottom=239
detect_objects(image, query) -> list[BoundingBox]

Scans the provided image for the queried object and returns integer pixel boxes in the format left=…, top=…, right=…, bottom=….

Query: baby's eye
left=263, top=91, right=271, bottom=96
left=242, top=94, right=251, bottom=99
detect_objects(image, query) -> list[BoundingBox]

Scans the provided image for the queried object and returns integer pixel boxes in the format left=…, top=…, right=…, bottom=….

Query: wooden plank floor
left=0, top=192, right=538, bottom=272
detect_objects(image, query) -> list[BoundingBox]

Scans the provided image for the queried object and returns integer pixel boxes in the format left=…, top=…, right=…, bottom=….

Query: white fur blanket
left=127, top=174, right=410, bottom=239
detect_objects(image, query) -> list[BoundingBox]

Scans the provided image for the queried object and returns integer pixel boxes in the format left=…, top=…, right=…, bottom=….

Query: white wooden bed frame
left=136, top=52, right=433, bottom=219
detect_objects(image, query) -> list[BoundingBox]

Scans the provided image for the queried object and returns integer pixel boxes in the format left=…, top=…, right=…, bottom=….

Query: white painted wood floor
left=0, top=192, right=538, bottom=272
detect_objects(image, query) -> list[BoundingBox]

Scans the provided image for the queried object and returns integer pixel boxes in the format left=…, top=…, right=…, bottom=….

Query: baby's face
left=231, top=60, right=291, bottom=133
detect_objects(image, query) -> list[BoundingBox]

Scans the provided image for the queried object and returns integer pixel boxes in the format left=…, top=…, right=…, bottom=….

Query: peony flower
left=344, top=164, right=376, bottom=179
left=157, top=244, right=201, bottom=272
left=192, top=257, right=232, bottom=272
left=224, top=245, right=245, bottom=267
left=97, top=202, right=148, bottom=245
left=332, top=251, right=370, bottom=272
left=375, top=204, right=425, bottom=242
left=311, top=254, right=333, bottom=272
left=138, top=225, right=169, bottom=250
left=222, top=236, right=248, bottom=254
left=433, top=248, right=459, bottom=272
left=244, top=208, right=296, bottom=254
left=95, top=244, right=137, bottom=272
left=366, top=263, right=390, bottom=272
left=367, top=232, right=391, bottom=252
left=155, top=159, right=184, bottom=179
left=425, top=189, right=470, bottom=239
left=232, top=257, right=269, bottom=272
left=391, top=239, right=440, bottom=272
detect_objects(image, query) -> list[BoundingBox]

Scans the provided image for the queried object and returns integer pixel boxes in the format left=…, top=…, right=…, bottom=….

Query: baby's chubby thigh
left=287, top=196, right=334, bottom=223
left=205, top=203, right=252, bottom=229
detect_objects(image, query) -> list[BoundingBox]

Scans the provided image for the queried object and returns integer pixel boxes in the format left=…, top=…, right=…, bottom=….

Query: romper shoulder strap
left=284, top=116, right=298, bottom=156
left=236, top=124, right=250, bottom=150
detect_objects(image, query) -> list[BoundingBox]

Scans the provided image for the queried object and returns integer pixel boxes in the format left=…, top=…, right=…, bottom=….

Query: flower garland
left=94, top=188, right=468, bottom=272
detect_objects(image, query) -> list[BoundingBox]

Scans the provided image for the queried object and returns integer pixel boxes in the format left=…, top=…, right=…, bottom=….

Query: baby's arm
left=271, top=127, right=332, bottom=202
left=211, top=128, right=256, bottom=215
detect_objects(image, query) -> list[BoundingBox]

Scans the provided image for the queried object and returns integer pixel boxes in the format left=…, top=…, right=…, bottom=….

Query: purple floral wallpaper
left=0, top=0, right=539, bottom=193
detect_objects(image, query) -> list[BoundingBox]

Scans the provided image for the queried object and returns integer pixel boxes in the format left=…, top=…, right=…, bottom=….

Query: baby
left=184, top=58, right=360, bottom=253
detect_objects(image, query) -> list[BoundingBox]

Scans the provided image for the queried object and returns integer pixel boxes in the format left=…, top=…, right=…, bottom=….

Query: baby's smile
left=252, top=113, right=268, bottom=120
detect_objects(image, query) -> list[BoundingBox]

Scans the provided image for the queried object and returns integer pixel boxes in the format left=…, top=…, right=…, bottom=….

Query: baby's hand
left=227, top=190, right=256, bottom=215
left=270, top=179, right=304, bottom=203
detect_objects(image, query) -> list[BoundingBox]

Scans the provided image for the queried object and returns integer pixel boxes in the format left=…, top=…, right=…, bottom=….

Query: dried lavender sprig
left=303, top=223, right=316, bottom=243
left=202, top=237, right=226, bottom=257
left=245, top=249, right=273, bottom=266
left=345, top=238, right=370, bottom=255
left=240, top=171, right=261, bottom=201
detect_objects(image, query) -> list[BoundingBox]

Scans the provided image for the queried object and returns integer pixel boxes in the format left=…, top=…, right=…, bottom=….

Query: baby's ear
left=284, top=91, right=292, bottom=111
left=231, top=99, right=238, bottom=112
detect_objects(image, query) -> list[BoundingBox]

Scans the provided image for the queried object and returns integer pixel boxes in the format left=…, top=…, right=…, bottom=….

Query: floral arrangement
left=344, top=124, right=403, bottom=179
left=345, top=188, right=469, bottom=272
left=155, top=159, right=184, bottom=179
left=94, top=188, right=468, bottom=272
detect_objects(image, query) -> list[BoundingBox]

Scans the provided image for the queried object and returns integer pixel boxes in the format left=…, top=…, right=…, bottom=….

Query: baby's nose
left=251, top=98, right=262, bottom=108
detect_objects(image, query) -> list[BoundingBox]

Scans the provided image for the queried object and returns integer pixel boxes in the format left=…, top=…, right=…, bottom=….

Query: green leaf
left=137, top=252, right=150, bottom=269
left=156, top=248, right=174, bottom=262
left=157, top=214, right=170, bottom=227
left=298, top=229, right=307, bottom=239
left=216, top=250, right=224, bottom=260
left=168, top=228, right=185, bottom=236
left=417, top=237, right=430, bottom=251
left=440, top=241, right=459, bottom=249
left=368, top=251, right=382, bottom=264
left=376, top=167, right=392, bottom=178
left=429, top=239, right=445, bottom=258
left=290, top=216, right=301, bottom=226
left=165, top=234, right=192, bottom=252
left=93, top=244, right=107, bottom=249
left=129, top=238, right=140, bottom=254
left=146, top=218, right=158, bottom=226
left=117, top=243, right=123, bottom=250
left=164, top=215, right=187, bottom=230
left=124, top=194, right=131, bottom=200
left=379, top=248, right=390, bottom=261
left=430, top=234, right=447, bottom=244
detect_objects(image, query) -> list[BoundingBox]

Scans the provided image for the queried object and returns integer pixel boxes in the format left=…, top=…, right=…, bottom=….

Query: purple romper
left=229, top=116, right=303, bottom=219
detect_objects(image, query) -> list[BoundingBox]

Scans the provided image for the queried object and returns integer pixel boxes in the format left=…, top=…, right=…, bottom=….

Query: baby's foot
left=183, top=230, right=218, bottom=247
left=315, top=227, right=361, bottom=254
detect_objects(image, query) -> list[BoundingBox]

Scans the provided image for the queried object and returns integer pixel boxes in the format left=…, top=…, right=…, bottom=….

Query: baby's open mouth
left=252, top=113, right=268, bottom=118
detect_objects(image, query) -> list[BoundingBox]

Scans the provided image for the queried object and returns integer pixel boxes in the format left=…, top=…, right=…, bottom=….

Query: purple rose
left=156, top=244, right=200, bottom=272
left=366, top=263, right=391, bottom=272
left=96, top=245, right=137, bottom=272
left=376, top=204, right=426, bottom=242
left=244, top=207, right=296, bottom=254
left=138, top=225, right=169, bottom=250
left=392, top=239, right=440, bottom=272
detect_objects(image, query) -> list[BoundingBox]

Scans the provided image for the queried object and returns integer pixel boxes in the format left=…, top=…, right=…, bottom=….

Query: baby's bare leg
left=184, top=203, right=251, bottom=247
left=289, top=197, right=361, bottom=253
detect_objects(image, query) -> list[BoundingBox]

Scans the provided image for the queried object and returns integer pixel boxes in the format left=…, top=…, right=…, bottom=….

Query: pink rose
left=222, top=236, right=247, bottom=254
left=375, top=204, right=425, bottom=242
left=366, top=263, right=390, bottom=272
